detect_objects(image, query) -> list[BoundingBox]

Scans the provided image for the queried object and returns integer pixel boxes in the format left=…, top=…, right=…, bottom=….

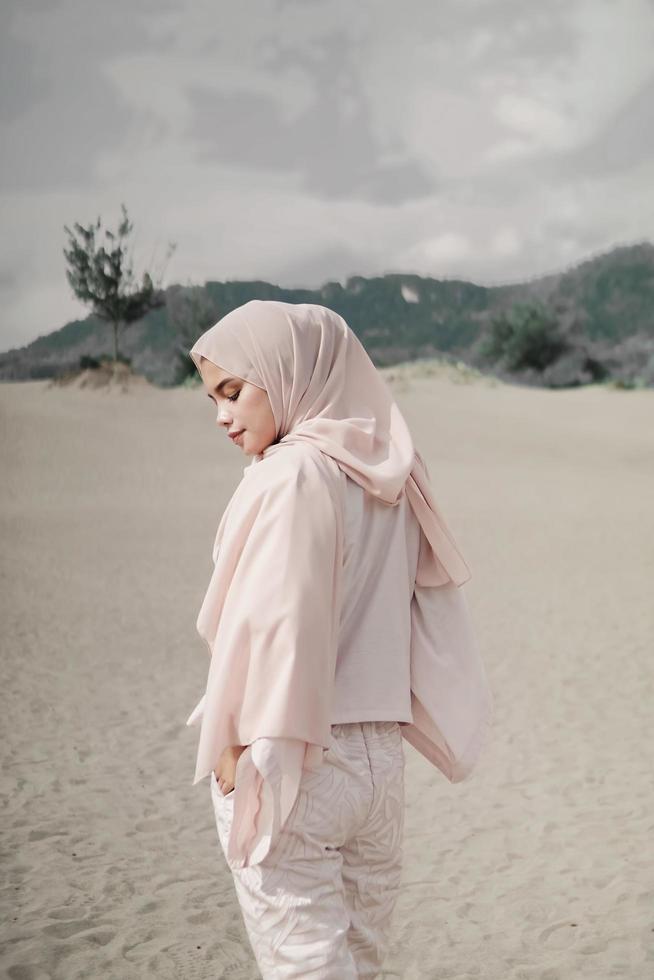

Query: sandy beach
left=1, top=371, right=653, bottom=979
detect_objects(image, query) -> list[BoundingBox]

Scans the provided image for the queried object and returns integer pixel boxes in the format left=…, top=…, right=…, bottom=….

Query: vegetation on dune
left=62, top=204, right=175, bottom=363
left=2, top=221, right=653, bottom=390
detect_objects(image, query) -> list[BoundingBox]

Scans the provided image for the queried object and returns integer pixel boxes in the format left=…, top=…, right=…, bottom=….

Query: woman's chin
left=249, top=441, right=276, bottom=457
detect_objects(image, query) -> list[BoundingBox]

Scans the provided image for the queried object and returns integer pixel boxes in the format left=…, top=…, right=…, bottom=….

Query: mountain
left=1, top=241, right=653, bottom=388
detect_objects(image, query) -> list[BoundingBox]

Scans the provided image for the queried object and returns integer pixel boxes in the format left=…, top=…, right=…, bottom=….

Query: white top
left=332, top=472, right=420, bottom=723
left=191, top=472, right=422, bottom=868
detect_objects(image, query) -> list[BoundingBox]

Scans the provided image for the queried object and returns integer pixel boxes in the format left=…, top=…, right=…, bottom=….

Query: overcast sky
left=1, top=0, right=654, bottom=351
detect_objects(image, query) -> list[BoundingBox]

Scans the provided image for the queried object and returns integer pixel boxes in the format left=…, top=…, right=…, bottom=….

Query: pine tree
left=63, top=204, right=175, bottom=363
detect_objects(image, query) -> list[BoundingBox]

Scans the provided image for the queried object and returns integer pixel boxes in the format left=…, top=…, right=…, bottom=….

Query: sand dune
left=1, top=372, right=653, bottom=979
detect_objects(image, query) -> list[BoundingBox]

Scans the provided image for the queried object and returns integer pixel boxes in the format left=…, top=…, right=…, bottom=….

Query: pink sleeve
left=222, top=737, right=323, bottom=869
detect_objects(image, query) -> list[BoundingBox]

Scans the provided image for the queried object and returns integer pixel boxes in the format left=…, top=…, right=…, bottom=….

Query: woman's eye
left=228, top=391, right=240, bottom=402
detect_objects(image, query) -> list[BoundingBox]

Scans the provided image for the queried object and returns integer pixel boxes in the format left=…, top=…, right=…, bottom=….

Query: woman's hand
left=214, top=744, right=247, bottom=795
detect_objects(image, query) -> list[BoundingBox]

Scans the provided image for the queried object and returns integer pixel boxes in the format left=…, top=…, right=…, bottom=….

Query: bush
left=79, top=353, right=132, bottom=370
left=541, top=349, right=610, bottom=388
left=79, top=355, right=101, bottom=370
left=480, top=303, right=570, bottom=372
left=165, top=284, right=221, bottom=385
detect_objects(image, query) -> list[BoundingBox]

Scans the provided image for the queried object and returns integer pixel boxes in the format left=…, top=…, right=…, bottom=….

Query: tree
left=479, top=302, right=570, bottom=372
left=63, top=204, right=175, bottom=363
left=166, top=284, right=222, bottom=384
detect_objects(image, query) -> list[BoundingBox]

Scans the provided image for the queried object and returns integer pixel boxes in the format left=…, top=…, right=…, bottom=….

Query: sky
left=1, top=0, right=654, bottom=351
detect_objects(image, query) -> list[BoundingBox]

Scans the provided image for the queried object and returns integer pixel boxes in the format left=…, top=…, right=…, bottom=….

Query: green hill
left=1, top=241, right=653, bottom=388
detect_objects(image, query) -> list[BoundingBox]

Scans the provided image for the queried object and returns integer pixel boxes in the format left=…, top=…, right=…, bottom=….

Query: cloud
left=483, top=0, right=654, bottom=164
left=554, top=73, right=654, bottom=179
left=490, top=226, right=521, bottom=258
left=394, top=233, right=472, bottom=276
left=0, top=0, right=166, bottom=193
left=1, top=0, right=654, bottom=349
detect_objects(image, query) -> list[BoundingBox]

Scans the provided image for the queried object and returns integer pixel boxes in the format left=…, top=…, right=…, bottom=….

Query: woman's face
left=198, top=357, right=278, bottom=456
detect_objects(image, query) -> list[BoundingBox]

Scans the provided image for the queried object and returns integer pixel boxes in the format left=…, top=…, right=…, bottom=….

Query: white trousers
left=210, top=720, right=406, bottom=979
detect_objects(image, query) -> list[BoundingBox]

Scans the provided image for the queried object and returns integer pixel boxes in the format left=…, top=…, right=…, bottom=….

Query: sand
left=1, top=370, right=653, bottom=979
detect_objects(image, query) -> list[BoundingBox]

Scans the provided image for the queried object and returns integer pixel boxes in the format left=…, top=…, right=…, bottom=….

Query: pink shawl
left=187, top=300, right=493, bottom=788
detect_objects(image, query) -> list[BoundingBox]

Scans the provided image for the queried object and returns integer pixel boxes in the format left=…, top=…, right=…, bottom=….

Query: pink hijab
left=188, top=300, right=493, bottom=785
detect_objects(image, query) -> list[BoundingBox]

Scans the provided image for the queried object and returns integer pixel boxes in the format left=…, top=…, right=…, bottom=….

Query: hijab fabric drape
left=187, top=300, right=493, bottom=789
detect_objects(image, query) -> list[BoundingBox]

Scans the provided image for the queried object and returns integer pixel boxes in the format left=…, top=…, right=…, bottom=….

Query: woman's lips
left=229, top=429, right=244, bottom=443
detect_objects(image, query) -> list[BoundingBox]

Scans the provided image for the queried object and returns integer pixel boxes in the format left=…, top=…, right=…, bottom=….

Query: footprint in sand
left=43, top=918, right=113, bottom=945
left=6, top=966, right=52, bottom=980
left=538, top=920, right=580, bottom=949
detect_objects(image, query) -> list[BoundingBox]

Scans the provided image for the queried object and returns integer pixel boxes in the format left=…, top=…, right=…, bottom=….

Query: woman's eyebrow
left=207, top=377, right=237, bottom=397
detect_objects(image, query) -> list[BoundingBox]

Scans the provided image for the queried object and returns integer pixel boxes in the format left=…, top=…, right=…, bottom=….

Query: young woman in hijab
left=185, top=299, right=493, bottom=979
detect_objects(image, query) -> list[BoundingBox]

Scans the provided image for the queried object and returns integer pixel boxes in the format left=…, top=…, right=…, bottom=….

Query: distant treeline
left=1, top=241, right=653, bottom=389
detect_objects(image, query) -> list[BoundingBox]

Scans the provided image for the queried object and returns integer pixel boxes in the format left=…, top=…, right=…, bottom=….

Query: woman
left=185, top=300, right=493, bottom=978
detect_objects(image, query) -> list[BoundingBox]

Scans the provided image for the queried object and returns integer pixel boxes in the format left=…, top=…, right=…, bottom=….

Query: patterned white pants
left=210, top=720, right=406, bottom=979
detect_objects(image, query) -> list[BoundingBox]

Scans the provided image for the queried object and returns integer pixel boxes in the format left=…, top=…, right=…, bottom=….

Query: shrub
left=79, top=355, right=101, bottom=370
left=480, top=303, right=570, bottom=372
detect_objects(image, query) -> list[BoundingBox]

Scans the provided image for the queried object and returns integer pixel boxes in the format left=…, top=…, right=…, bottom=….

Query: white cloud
left=483, top=0, right=654, bottom=162
left=490, top=226, right=521, bottom=258
left=394, top=232, right=472, bottom=276
left=493, top=95, right=574, bottom=152
left=1, top=0, right=654, bottom=349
